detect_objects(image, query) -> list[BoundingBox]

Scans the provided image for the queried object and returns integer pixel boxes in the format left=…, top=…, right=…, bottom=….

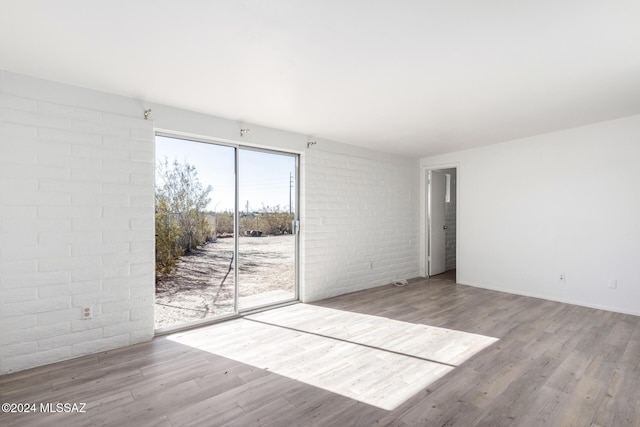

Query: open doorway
left=427, top=168, right=457, bottom=281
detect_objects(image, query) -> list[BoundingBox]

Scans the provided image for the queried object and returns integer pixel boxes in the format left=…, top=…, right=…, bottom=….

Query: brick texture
left=0, top=74, right=423, bottom=374
left=302, top=149, right=419, bottom=301
left=0, top=91, right=155, bottom=374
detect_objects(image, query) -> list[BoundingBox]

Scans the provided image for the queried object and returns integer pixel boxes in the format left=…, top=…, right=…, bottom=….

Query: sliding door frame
left=237, top=146, right=300, bottom=313
left=154, top=131, right=300, bottom=334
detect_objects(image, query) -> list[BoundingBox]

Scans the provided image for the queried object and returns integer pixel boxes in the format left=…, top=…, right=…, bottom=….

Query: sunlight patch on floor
left=168, top=304, right=498, bottom=411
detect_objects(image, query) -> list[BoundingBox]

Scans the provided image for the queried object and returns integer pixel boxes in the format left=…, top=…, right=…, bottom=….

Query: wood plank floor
left=2, top=273, right=640, bottom=426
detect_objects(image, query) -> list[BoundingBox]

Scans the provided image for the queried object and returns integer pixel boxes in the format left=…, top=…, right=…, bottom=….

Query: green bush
left=155, top=158, right=212, bottom=280
left=211, top=209, right=294, bottom=236
left=239, top=206, right=293, bottom=235
left=257, top=207, right=293, bottom=235
left=215, top=211, right=234, bottom=235
left=155, top=198, right=184, bottom=277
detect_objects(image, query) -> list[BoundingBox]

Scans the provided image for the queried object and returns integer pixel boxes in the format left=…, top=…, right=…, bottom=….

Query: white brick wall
left=0, top=84, right=155, bottom=374
left=0, top=72, right=423, bottom=373
left=302, top=148, right=419, bottom=301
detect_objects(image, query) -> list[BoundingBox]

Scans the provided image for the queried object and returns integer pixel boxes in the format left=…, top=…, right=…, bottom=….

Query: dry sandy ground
left=155, top=235, right=295, bottom=329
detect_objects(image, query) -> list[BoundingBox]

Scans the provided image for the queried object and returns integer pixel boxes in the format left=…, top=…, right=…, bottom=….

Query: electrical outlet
left=82, top=306, right=93, bottom=320
left=559, top=273, right=566, bottom=282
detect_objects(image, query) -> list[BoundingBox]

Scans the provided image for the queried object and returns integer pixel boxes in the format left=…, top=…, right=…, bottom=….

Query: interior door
left=237, top=148, right=298, bottom=310
left=428, top=170, right=446, bottom=276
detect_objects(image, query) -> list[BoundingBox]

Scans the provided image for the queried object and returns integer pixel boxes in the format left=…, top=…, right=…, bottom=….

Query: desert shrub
left=239, top=214, right=257, bottom=235
left=215, top=211, right=234, bottom=234
left=178, top=206, right=293, bottom=240
left=155, top=198, right=184, bottom=277
left=258, top=206, right=294, bottom=235
left=155, top=158, right=212, bottom=279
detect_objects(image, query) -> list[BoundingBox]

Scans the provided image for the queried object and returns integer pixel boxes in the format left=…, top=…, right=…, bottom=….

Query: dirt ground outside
left=155, top=234, right=296, bottom=329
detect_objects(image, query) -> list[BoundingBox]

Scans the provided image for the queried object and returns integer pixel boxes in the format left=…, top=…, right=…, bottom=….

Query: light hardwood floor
left=2, top=273, right=639, bottom=426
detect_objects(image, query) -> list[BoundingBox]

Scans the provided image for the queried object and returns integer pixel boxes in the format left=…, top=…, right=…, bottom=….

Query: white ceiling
left=1, top=1, right=639, bottom=157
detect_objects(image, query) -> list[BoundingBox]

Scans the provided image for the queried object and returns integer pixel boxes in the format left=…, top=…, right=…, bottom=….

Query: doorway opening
left=154, top=135, right=299, bottom=332
left=427, top=168, right=457, bottom=281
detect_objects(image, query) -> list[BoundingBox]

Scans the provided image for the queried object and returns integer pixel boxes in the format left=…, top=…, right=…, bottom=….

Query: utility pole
left=246, top=200, right=249, bottom=214
left=289, top=171, right=294, bottom=214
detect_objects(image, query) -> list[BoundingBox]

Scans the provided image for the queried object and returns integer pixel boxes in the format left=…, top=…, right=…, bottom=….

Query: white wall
left=0, top=72, right=156, bottom=374
left=303, top=147, right=419, bottom=301
left=420, top=114, right=640, bottom=316
left=0, top=72, right=420, bottom=373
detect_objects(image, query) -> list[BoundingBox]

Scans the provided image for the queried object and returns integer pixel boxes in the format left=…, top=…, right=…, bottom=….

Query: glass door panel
left=154, top=135, right=236, bottom=330
left=154, top=136, right=299, bottom=330
left=237, top=148, right=298, bottom=310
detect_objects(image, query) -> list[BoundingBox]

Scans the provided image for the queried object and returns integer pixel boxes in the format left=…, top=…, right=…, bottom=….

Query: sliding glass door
left=154, top=135, right=298, bottom=331
left=238, top=148, right=298, bottom=311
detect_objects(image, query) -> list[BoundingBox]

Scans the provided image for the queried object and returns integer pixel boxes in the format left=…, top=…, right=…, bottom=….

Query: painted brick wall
left=0, top=88, right=155, bottom=374
left=302, top=148, right=419, bottom=301
left=0, top=72, right=422, bottom=373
